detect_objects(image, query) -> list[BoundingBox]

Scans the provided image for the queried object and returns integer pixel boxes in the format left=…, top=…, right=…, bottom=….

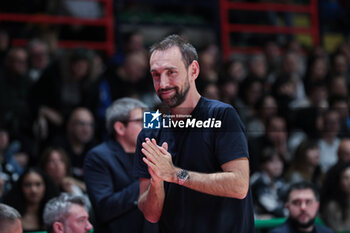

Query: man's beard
left=289, top=215, right=316, bottom=231
left=158, top=76, right=190, bottom=108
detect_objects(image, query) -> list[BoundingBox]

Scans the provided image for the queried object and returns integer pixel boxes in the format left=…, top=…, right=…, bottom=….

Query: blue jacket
left=269, top=219, right=334, bottom=233
left=84, top=140, right=157, bottom=233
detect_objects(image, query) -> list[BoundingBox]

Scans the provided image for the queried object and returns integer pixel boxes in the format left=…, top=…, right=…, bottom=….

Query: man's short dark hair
left=150, top=34, right=198, bottom=68
left=286, top=181, right=320, bottom=202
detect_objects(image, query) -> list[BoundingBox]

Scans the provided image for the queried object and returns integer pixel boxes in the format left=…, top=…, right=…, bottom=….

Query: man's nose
left=159, top=74, right=170, bottom=89
left=86, top=220, right=93, bottom=230
left=300, top=202, right=307, bottom=210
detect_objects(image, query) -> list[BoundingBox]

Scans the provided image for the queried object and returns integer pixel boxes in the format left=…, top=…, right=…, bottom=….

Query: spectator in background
left=222, top=59, right=246, bottom=83
left=246, top=54, right=268, bottom=83
left=286, top=39, right=307, bottom=76
left=112, top=30, right=148, bottom=67
left=304, top=81, right=328, bottom=109
left=336, top=42, right=350, bottom=68
left=337, top=139, right=350, bottom=163
left=0, top=47, right=32, bottom=137
left=271, top=74, right=297, bottom=120
left=51, top=108, right=97, bottom=181
left=0, top=126, right=30, bottom=200
left=3, top=168, right=59, bottom=232
left=84, top=98, right=157, bottom=233
left=277, top=51, right=307, bottom=108
left=124, top=31, right=147, bottom=55
left=107, top=51, right=153, bottom=102
left=0, top=203, right=22, bottom=233
left=329, top=95, right=350, bottom=138
left=251, top=147, right=287, bottom=218
left=264, top=40, right=281, bottom=79
left=249, top=115, right=290, bottom=173
left=321, top=162, right=350, bottom=231
left=269, top=182, right=334, bottom=233
left=197, top=45, right=219, bottom=84
left=238, top=77, right=264, bottom=123
left=40, top=147, right=86, bottom=195
left=43, top=193, right=93, bottom=233
left=330, top=53, right=350, bottom=84
left=303, top=56, right=329, bottom=93
left=328, top=75, right=348, bottom=98
left=200, top=82, right=220, bottom=100
left=318, top=110, right=341, bottom=172
left=27, top=39, right=50, bottom=82
left=244, top=55, right=268, bottom=105
left=285, top=140, right=323, bottom=188
left=218, top=78, right=240, bottom=108
left=246, top=95, right=278, bottom=139
left=293, top=82, right=327, bottom=139
left=30, top=48, right=100, bottom=142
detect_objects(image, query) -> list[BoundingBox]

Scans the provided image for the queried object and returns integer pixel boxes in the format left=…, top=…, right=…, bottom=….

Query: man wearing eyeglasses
left=269, top=182, right=334, bottom=233
left=51, top=107, right=97, bottom=181
left=84, top=97, right=157, bottom=233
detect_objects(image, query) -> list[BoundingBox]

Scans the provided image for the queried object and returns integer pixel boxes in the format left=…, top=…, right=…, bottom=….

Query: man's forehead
left=130, top=107, right=143, bottom=116
left=150, top=47, right=184, bottom=69
left=289, top=189, right=316, bottom=200
left=68, top=204, right=88, bottom=217
left=151, top=46, right=181, bottom=59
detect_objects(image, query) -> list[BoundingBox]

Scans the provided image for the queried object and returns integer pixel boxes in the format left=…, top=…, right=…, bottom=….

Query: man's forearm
left=181, top=170, right=248, bottom=199
left=174, top=159, right=249, bottom=199
left=141, top=138, right=250, bottom=199
left=138, top=179, right=165, bottom=223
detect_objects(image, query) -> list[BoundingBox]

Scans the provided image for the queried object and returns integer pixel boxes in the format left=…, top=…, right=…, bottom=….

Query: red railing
left=220, top=0, right=319, bottom=59
left=0, top=0, right=115, bottom=56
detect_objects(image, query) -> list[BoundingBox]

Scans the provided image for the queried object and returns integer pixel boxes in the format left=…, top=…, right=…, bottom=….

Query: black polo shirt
left=134, top=97, right=255, bottom=233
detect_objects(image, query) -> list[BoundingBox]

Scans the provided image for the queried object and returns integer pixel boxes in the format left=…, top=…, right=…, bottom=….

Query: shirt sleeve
left=133, top=130, right=151, bottom=179
left=214, top=106, right=249, bottom=165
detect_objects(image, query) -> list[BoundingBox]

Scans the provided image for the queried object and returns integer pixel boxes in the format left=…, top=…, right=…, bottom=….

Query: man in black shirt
left=134, top=35, right=255, bottom=233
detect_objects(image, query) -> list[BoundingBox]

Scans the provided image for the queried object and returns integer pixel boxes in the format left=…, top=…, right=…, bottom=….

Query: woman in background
left=321, top=162, right=350, bottom=231
left=285, top=140, right=323, bottom=188
left=3, top=167, right=59, bottom=231
left=40, top=147, right=86, bottom=195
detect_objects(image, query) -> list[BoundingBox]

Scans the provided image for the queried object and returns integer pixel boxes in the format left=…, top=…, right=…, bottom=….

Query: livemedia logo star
left=143, top=110, right=162, bottom=129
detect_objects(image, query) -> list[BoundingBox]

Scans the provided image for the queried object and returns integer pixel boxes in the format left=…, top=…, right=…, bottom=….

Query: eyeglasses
left=128, top=118, right=143, bottom=123
left=122, top=118, right=143, bottom=125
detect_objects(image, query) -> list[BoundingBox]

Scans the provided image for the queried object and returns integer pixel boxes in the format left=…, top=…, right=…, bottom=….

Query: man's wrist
left=150, top=178, right=163, bottom=188
left=172, top=167, right=181, bottom=183
left=176, top=168, right=190, bottom=185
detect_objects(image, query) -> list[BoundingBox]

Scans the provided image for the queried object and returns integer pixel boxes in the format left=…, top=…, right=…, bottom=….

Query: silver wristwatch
left=177, top=169, right=189, bottom=185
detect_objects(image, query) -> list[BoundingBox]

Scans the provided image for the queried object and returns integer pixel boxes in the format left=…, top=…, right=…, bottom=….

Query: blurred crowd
left=1, top=21, right=350, bottom=232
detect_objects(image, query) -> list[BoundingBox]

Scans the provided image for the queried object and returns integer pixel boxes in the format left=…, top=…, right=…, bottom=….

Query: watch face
left=178, top=169, right=189, bottom=179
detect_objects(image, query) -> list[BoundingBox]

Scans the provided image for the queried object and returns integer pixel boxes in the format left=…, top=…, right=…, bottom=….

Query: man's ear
left=53, top=221, right=64, bottom=233
left=114, top=121, right=126, bottom=137
left=285, top=203, right=290, bottom=209
left=315, top=201, right=320, bottom=211
left=189, top=60, right=200, bottom=81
